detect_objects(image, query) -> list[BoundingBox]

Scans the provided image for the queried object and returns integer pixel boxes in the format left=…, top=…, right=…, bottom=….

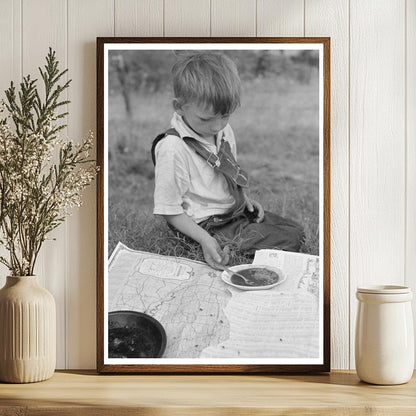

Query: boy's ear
left=173, top=99, right=183, bottom=115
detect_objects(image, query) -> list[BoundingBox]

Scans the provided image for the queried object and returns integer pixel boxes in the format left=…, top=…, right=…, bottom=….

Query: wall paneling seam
left=348, top=0, right=351, bottom=370
left=20, top=0, right=23, bottom=79
left=19, top=0, right=22, bottom=80
left=303, top=0, right=305, bottom=37
left=64, top=0, right=69, bottom=369
left=209, top=0, right=211, bottom=36
left=404, top=0, right=408, bottom=287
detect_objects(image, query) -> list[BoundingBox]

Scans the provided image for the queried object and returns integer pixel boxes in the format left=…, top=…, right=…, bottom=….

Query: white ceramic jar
left=355, top=285, right=414, bottom=385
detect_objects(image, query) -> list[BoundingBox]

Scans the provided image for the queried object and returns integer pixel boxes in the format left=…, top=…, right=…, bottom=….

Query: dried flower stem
left=0, top=48, right=96, bottom=276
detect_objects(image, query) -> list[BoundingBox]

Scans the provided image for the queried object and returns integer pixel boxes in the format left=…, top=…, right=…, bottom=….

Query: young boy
left=152, top=52, right=304, bottom=270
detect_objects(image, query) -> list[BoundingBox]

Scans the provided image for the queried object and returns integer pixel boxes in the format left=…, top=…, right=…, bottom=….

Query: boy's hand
left=244, top=195, right=265, bottom=223
left=163, top=213, right=230, bottom=270
left=200, top=236, right=230, bottom=270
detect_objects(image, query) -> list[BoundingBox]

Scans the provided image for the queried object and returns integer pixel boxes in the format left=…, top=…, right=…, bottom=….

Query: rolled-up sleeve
left=153, top=136, right=190, bottom=216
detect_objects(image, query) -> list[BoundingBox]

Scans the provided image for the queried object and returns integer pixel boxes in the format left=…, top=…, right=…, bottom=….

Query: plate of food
left=108, top=311, right=167, bottom=358
left=221, top=264, right=286, bottom=290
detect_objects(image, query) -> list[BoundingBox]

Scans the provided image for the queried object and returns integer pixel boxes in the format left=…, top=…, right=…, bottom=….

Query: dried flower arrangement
left=0, top=48, right=96, bottom=276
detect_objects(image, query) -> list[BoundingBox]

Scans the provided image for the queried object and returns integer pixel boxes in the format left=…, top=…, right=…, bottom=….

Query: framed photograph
left=97, top=37, right=330, bottom=373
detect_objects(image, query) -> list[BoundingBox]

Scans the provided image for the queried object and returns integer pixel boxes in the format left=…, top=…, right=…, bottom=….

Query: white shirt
left=153, top=112, right=237, bottom=223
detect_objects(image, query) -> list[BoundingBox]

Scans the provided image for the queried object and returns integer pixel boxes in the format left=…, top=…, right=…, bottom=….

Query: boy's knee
left=270, top=220, right=305, bottom=252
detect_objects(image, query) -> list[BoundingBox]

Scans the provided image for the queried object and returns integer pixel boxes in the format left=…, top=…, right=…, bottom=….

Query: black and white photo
left=97, top=38, right=330, bottom=373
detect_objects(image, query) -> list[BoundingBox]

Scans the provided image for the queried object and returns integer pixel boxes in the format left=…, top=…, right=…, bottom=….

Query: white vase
left=0, top=276, right=56, bottom=383
left=355, top=285, right=414, bottom=385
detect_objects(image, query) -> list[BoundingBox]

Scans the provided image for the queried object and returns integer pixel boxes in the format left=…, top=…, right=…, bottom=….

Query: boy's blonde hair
left=172, top=52, right=241, bottom=115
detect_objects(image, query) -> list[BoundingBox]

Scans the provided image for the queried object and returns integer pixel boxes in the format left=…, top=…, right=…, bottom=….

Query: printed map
left=109, top=243, right=231, bottom=358
left=109, top=243, right=320, bottom=359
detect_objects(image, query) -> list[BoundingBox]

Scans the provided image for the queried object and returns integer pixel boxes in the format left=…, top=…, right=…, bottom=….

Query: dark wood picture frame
left=97, top=37, right=330, bottom=374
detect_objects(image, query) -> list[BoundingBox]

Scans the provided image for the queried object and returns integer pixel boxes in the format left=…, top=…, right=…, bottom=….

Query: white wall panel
left=67, top=0, right=114, bottom=370
left=115, top=0, right=163, bottom=37
left=0, top=0, right=21, bottom=287
left=165, top=0, right=210, bottom=37
left=22, top=0, right=68, bottom=369
left=0, top=0, right=21, bottom=99
left=0, top=0, right=414, bottom=370
left=406, top=0, right=416, bottom=364
left=211, top=0, right=256, bottom=37
left=305, top=0, right=350, bottom=370
left=257, top=0, right=304, bottom=37
left=349, top=0, right=406, bottom=368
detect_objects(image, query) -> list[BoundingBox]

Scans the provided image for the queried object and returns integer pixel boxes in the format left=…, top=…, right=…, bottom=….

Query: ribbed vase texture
left=0, top=276, right=56, bottom=383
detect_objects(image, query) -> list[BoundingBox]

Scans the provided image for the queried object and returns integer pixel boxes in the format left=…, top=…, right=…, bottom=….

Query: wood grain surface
left=305, top=0, right=350, bottom=371
left=21, top=0, right=68, bottom=369
left=349, top=0, right=406, bottom=369
left=164, top=0, right=211, bottom=37
left=406, top=0, right=416, bottom=367
left=211, top=0, right=256, bottom=37
left=0, top=371, right=415, bottom=415
left=67, top=0, right=114, bottom=370
left=115, top=0, right=163, bottom=37
left=257, top=0, right=304, bottom=37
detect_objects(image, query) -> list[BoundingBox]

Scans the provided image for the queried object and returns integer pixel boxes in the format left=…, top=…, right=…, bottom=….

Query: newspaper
left=108, top=243, right=320, bottom=359
left=253, top=249, right=320, bottom=297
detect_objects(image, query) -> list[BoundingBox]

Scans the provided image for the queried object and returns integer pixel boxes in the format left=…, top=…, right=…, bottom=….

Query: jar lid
left=357, top=285, right=411, bottom=294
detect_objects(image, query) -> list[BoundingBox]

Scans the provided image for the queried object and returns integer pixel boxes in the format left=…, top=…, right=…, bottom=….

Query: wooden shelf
left=0, top=370, right=415, bottom=415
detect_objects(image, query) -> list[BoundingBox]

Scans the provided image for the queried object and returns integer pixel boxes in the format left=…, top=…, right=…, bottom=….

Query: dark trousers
left=199, top=210, right=305, bottom=254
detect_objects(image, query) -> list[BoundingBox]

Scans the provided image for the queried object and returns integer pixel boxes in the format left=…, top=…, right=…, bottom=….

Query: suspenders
left=151, top=128, right=249, bottom=224
left=151, top=128, right=249, bottom=188
left=151, top=128, right=179, bottom=166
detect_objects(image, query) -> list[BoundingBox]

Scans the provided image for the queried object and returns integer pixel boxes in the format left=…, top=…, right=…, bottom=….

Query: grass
left=109, top=210, right=256, bottom=266
left=108, top=73, right=320, bottom=264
